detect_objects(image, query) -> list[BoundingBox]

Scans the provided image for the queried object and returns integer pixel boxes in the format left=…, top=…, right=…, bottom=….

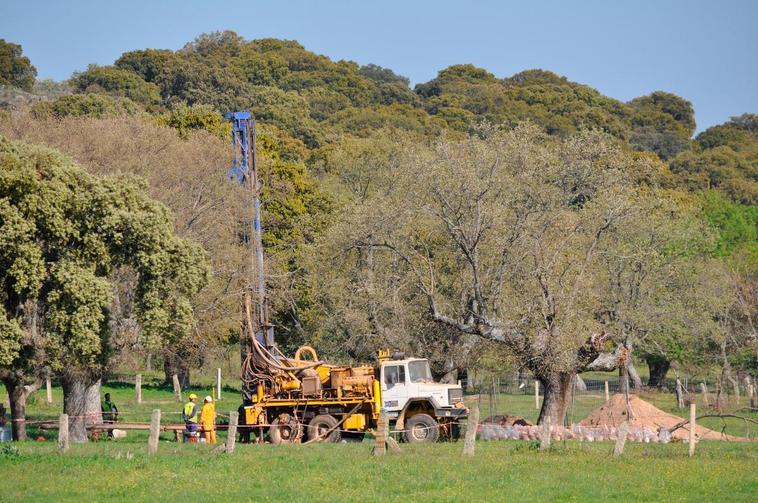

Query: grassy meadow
left=2, top=377, right=757, bottom=502
left=1, top=434, right=756, bottom=502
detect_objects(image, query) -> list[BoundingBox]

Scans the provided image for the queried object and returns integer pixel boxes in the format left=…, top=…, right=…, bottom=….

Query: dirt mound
left=579, top=394, right=744, bottom=441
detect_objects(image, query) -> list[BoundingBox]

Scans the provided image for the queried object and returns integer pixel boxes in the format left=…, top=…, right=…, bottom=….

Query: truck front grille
left=448, top=388, right=463, bottom=404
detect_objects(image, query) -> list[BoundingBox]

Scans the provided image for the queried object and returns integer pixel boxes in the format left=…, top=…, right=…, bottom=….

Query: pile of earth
left=579, top=393, right=745, bottom=441
left=476, top=394, right=750, bottom=442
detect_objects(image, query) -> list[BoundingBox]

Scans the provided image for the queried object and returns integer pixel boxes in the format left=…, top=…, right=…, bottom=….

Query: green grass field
left=2, top=381, right=757, bottom=502
left=2, top=438, right=757, bottom=502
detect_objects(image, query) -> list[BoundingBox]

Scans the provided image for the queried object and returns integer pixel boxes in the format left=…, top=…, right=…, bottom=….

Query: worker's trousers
left=203, top=426, right=217, bottom=444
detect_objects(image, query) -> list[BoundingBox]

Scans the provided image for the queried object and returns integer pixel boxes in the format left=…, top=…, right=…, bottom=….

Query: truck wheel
left=403, top=414, right=439, bottom=443
left=269, top=414, right=302, bottom=444
left=307, top=414, right=341, bottom=443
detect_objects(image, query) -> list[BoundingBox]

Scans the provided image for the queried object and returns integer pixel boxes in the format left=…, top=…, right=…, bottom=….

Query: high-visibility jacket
left=183, top=401, right=198, bottom=423
left=101, top=400, right=118, bottom=421
left=200, top=403, right=215, bottom=429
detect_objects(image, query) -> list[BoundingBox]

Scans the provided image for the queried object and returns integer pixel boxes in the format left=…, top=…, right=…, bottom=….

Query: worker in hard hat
left=182, top=393, right=199, bottom=442
left=200, top=396, right=217, bottom=444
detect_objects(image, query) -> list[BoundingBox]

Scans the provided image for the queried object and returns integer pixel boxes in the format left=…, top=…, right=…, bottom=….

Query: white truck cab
left=379, top=356, right=467, bottom=442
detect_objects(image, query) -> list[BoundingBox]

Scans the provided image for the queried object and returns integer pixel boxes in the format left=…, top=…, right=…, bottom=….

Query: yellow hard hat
left=189, top=393, right=198, bottom=400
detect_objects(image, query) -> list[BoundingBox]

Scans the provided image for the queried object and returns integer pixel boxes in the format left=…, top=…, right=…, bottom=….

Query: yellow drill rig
left=224, top=112, right=467, bottom=444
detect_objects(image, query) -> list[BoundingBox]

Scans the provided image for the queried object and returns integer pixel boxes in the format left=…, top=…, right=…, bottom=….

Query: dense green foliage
left=702, top=191, right=758, bottom=258
left=71, top=65, right=162, bottom=109
left=671, top=114, right=758, bottom=204
left=31, top=93, right=142, bottom=119
left=0, top=40, right=36, bottom=92
left=0, top=135, right=208, bottom=376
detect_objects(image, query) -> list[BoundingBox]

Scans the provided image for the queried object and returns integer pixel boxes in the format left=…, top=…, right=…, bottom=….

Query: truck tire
left=269, top=414, right=302, bottom=444
left=403, top=413, right=439, bottom=443
left=307, top=414, right=341, bottom=443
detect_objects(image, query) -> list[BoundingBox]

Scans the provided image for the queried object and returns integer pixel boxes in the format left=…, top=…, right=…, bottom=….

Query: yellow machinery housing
left=240, top=346, right=383, bottom=443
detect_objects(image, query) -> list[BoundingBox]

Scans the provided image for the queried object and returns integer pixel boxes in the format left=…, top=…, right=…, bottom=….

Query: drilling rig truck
left=224, top=111, right=468, bottom=443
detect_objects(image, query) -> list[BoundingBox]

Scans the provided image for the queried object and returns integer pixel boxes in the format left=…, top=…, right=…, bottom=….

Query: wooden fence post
left=675, top=379, right=685, bottom=409
left=172, top=374, right=182, bottom=402
left=732, top=378, right=740, bottom=405
left=148, top=409, right=161, bottom=455
left=604, top=381, right=610, bottom=402
left=135, top=374, right=142, bottom=404
left=614, top=421, right=629, bottom=457
left=58, top=414, right=69, bottom=453
left=540, top=416, right=551, bottom=451
left=688, top=403, right=696, bottom=457
left=534, top=380, right=540, bottom=410
left=374, top=410, right=387, bottom=456
left=46, top=377, right=53, bottom=404
left=700, top=383, right=709, bottom=407
left=227, top=411, right=238, bottom=454
left=216, top=368, right=222, bottom=401
left=463, top=406, right=479, bottom=456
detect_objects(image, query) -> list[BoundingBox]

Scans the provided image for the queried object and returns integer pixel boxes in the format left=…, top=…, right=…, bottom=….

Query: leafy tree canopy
left=671, top=114, right=758, bottom=204
left=31, top=93, right=142, bottom=120
left=0, top=39, right=37, bottom=92
left=70, top=65, right=162, bottom=108
left=0, top=135, right=209, bottom=374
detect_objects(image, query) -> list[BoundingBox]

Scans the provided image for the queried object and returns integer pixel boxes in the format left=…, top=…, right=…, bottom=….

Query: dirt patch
left=579, top=394, right=745, bottom=441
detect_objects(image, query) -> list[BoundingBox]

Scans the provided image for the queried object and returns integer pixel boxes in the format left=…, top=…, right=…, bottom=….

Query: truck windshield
left=408, top=360, right=432, bottom=383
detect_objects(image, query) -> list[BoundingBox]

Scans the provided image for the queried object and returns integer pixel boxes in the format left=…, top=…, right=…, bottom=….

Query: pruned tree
left=322, top=123, right=699, bottom=424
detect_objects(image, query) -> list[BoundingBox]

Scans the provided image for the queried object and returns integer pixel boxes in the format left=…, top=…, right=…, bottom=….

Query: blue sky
left=2, top=0, right=756, bottom=132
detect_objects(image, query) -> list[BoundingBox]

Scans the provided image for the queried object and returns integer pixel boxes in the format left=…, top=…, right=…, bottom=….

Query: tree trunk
left=2, top=374, right=40, bottom=441
left=645, top=355, right=671, bottom=389
left=619, top=357, right=642, bottom=391
left=163, top=350, right=190, bottom=389
left=62, top=375, right=102, bottom=443
left=536, top=372, right=575, bottom=425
